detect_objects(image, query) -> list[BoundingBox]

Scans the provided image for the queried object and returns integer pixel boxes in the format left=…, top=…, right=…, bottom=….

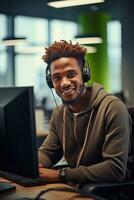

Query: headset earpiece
left=82, top=62, right=91, bottom=82
left=46, top=66, right=54, bottom=88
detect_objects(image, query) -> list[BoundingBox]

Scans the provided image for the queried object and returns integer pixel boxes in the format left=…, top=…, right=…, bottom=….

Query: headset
left=45, top=59, right=91, bottom=89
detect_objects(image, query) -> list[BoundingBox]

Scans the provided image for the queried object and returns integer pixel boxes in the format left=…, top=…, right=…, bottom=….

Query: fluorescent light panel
left=15, top=46, right=44, bottom=54
left=1, top=38, right=27, bottom=46
left=83, top=46, right=97, bottom=53
left=74, top=37, right=103, bottom=44
left=47, top=0, right=105, bottom=8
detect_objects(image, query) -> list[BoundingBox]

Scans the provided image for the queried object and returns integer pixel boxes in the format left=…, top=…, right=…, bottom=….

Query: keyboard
left=0, top=170, right=48, bottom=187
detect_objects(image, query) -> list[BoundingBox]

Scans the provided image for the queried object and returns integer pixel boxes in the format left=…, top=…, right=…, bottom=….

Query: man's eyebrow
left=53, top=69, right=76, bottom=74
left=52, top=72, right=60, bottom=77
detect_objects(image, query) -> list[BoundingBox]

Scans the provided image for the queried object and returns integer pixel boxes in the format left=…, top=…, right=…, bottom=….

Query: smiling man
left=38, top=40, right=132, bottom=186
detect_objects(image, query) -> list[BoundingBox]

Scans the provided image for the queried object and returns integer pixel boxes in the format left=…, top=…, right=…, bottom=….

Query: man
left=38, top=40, right=132, bottom=185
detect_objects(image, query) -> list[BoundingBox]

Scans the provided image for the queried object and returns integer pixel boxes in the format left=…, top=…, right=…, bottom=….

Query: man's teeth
left=62, top=88, right=73, bottom=93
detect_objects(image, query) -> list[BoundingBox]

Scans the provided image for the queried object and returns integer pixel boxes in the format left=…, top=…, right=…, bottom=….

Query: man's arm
left=38, top=109, right=63, bottom=168
left=39, top=167, right=61, bottom=182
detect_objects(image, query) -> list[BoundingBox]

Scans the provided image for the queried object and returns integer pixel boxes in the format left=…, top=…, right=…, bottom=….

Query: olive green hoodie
left=39, top=82, right=132, bottom=184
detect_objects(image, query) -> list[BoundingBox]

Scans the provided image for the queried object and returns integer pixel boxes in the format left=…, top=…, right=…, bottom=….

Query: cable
left=50, top=89, right=63, bottom=117
left=34, top=187, right=80, bottom=200
left=34, top=186, right=107, bottom=200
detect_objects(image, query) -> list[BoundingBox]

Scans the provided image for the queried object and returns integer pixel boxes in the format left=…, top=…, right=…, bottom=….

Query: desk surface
left=0, top=178, right=95, bottom=200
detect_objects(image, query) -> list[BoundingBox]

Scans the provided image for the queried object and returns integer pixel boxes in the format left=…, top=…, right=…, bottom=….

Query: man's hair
left=42, top=40, right=87, bottom=67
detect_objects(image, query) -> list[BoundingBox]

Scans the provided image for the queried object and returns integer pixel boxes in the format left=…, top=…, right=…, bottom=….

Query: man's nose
left=61, top=77, right=71, bottom=87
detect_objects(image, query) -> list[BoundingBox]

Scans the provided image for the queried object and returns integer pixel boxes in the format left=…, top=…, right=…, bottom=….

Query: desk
left=0, top=178, right=95, bottom=200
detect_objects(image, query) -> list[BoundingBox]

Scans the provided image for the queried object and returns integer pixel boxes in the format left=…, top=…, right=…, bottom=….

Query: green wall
left=78, top=12, right=111, bottom=90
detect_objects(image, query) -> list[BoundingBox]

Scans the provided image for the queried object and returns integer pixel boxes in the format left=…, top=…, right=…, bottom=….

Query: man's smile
left=59, top=86, right=75, bottom=95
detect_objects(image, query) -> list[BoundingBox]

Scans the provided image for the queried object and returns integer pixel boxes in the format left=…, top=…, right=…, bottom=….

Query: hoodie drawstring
left=62, top=108, right=94, bottom=167
left=76, top=109, right=94, bottom=167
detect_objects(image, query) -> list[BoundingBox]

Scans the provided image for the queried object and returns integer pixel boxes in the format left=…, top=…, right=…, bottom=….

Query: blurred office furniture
left=41, top=97, right=53, bottom=122
left=35, top=107, right=48, bottom=148
left=81, top=106, right=134, bottom=200
left=114, top=92, right=126, bottom=103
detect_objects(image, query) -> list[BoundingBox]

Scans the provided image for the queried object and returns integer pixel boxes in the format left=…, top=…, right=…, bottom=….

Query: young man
left=38, top=40, right=132, bottom=185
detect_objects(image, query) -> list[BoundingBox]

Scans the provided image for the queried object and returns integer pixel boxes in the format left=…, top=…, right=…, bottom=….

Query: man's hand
left=39, top=166, right=60, bottom=183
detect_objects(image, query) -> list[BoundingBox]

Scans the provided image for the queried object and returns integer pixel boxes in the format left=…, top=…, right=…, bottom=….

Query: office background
left=0, top=0, right=134, bottom=109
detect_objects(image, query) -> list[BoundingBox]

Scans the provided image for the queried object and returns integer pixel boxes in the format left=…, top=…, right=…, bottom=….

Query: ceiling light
left=1, top=37, right=27, bottom=46
left=74, top=37, right=103, bottom=44
left=47, top=0, right=105, bottom=8
left=15, top=46, right=44, bottom=54
left=83, top=45, right=97, bottom=53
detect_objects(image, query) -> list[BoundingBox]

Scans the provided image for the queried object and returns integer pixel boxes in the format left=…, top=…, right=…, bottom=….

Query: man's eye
left=67, top=71, right=76, bottom=78
left=53, top=75, right=61, bottom=81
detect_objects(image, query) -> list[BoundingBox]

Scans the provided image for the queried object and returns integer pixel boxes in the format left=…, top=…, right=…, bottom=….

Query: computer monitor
left=0, top=86, right=39, bottom=178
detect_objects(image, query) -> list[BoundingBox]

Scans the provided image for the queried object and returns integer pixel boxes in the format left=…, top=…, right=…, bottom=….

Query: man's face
left=50, top=57, right=84, bottom=102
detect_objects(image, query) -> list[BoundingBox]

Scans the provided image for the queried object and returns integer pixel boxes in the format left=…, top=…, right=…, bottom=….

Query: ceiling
left=0, top=0, right=124, bottom=21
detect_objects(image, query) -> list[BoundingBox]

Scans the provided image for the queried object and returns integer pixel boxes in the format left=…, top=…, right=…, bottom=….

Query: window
left=107, top=20, right=122, bottom=93
left=14, top=16, right=49, bottom=90
left=15, top=15, right=48, bottom=44
left=50, top=19, right=78, bottom=43
left=0, top=14, right=8, bottom=85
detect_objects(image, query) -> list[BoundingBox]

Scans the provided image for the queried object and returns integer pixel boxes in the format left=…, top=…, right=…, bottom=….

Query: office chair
left=81, top=106, right=134, bottom=200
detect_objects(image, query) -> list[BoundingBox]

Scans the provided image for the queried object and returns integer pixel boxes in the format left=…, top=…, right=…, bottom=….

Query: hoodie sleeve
left=64, top=100, right=131, bottom=183
left=38, top=109, right=63, bottom=168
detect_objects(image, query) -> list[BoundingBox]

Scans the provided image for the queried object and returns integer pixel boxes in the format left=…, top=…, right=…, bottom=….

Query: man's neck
left=69, top=88, right=89, bottom=113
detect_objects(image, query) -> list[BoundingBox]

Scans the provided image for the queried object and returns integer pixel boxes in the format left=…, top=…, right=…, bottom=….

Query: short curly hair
left=42, top=40, right=87, bottom=67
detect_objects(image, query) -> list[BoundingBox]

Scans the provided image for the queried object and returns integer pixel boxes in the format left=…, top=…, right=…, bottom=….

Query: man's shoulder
left=98, top=93, right=127, bottom=114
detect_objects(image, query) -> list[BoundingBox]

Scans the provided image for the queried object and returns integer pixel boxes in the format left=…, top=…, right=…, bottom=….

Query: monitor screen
left=0, top=86, right=39, bottom=178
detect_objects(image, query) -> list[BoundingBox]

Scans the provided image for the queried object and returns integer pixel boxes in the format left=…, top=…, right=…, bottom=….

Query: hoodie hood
left=87, top=82, right=111, bottom=111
